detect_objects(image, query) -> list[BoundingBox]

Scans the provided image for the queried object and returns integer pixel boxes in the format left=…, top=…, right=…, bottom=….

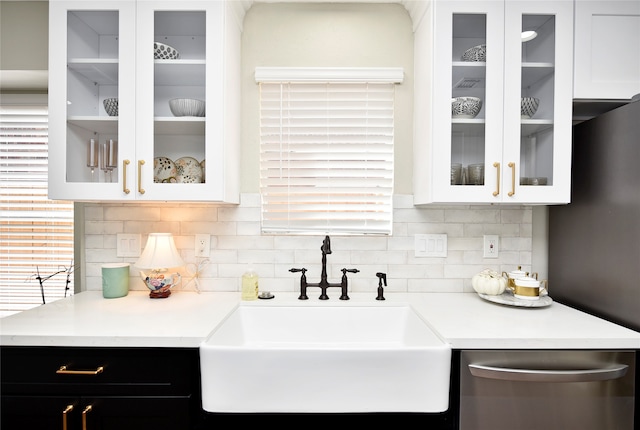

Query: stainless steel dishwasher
left=460, top=350, right=636, bottom=430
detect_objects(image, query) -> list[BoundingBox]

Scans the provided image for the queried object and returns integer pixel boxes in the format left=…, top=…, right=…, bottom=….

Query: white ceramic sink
left=200, top=303, right=452, bottom=413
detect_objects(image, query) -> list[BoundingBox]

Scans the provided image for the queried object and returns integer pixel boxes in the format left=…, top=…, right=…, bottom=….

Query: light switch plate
left=415, top=234, right=447, bottom=258
left=116, top=233, right=141, bottom=257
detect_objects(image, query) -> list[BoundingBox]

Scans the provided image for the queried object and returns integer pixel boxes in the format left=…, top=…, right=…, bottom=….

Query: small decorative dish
left=103, top=98, right=118, bottom=116
left=521, top=97, right=540, bottom=118
left=452, top=96, right=482, bottom=119
left=461, top=44, right=486, bottom=62
left=169, top=98, right=206, bottom=117
left=154, top=42, right=180, bottom=60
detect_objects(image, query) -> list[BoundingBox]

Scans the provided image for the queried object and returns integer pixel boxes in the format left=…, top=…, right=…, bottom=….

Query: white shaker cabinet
left=413, top=0, right=574, bottom=205
left=48, top=0, right=240, bottom=202
left=573, top=0, right=640, bottom=100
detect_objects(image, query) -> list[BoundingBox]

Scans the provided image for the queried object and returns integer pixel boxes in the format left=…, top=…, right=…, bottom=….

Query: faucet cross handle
left=290, top=268, right=309, bottom=300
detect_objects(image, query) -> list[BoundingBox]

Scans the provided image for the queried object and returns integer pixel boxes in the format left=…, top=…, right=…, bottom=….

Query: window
left=257, top=67, right=403, bottom=235
left=0, top=101, right=74, bottom=317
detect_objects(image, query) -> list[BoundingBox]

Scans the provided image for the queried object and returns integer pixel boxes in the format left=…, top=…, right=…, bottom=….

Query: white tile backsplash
left=83, top=194, right=533, bottom=296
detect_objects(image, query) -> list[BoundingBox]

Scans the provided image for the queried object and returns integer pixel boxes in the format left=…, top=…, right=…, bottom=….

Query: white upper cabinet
left=413, top=0, right=574, bottom=205
left=573, top=0, right=640, bottom=100
left=48, top=0, right=240, bottom=202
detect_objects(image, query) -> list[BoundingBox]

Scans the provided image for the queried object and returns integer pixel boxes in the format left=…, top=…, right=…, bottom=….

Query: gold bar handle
left=492, top=162, right=500, bottom=196
left=138, top=160, right=145, bottom=194
left=62, top=404, right=74, bottom=430
left=508, top=162, right=516, bottom=196
left=123, top=159, right=130, bottom=194
left=57, top=365, right=104, bottom=376
left=82, top=405, right=92, bottom=430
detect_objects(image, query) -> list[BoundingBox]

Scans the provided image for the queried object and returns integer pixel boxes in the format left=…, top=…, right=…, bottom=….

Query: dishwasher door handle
left=468, top=363, right=629, bottom=383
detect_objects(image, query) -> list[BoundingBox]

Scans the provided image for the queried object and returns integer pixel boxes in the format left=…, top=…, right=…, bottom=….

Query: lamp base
left=149, top=289, right=171, bottom=299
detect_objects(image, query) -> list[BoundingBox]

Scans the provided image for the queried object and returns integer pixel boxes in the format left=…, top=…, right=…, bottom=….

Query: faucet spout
left=321, top=235, right=332, bottom=255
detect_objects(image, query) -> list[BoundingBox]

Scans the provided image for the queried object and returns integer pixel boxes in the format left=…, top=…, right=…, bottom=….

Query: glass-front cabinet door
left=503, top=1, right=573, bottom=204
left=413, top=0, right=573, bottom=205
left=136, top=1, right=220, bottom=201
left=48, top=0, right=137, bottom=200
left=48, top=0, right=240, bottom=202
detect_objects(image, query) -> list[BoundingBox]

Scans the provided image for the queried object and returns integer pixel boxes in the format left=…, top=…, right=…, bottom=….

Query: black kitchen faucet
left=290, top=235, right=359, bottom=300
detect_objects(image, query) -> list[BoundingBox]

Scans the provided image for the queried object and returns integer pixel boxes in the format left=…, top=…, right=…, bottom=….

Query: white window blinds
left=257, top=67, right=402, bottom=235
left=0, top=103, right=74, bottom=317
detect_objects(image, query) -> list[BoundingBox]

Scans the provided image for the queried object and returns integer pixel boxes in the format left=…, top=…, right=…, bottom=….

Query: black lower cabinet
left=1, top=346, right=202, bottom=430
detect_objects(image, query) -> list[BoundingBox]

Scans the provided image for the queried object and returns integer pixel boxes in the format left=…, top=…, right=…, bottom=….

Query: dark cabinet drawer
left=2, top=395, right=192, bottom=430
left=1, top=346, right=199, bottom=396
left=1, top=346, right=202, bottom=429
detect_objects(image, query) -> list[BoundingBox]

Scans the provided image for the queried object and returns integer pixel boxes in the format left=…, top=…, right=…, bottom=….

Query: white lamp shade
left=135, top=233, right=185, bottom=269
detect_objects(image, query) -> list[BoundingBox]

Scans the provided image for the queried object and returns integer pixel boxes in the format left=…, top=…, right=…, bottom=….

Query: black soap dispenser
left=376, top=272, right=387, bottom=301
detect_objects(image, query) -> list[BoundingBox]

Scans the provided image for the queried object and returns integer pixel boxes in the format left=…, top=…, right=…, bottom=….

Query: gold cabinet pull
left=508, top=162, right=516, bottom=196
left=62, top=404, right=74, bottom=430
left=57, top=365, right=104, bottom=376
left=123, top=159, right=131, bottom=194
left=82, top=405, right=92, bottom=430
left=492, top=162, right=500, bottom=196
left=138, top=160, right=145, bottom=194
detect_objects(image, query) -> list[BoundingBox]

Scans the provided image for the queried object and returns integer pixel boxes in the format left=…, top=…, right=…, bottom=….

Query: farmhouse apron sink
left=200, top=302, right=452, bottom=413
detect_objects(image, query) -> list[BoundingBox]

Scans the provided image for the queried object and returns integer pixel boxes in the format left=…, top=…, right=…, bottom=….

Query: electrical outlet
left=483, top=235, right=499, bottom=258
left=195, top=234, right=210, bottom=258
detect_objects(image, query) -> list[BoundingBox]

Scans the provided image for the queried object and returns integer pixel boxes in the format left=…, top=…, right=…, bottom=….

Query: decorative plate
left=478, top=289, right=553, bottom=308
left=153, top=157, right=177, bottom=183
left=175, top=157, right=203, bottom=183
left=461, top=44, right=486, bottom=62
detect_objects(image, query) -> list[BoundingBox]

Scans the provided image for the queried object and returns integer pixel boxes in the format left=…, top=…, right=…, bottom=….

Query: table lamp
left=135, top=233, right=185, bottom=298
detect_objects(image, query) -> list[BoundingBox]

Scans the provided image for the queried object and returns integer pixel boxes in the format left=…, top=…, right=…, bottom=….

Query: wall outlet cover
left=483, top=235, right=499, bottom=258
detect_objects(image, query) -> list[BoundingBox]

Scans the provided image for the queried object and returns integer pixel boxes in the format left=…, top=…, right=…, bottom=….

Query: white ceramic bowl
left=154, top=42, right=180, bottom=60
left=521, top=97, right=540, bottom=118
left=103, top=98, right=118, bottom=116
left=451, top=96, right=482, bottom=118
left=461, top=44, right=486, bottom=62
left=169, top=98, right=206, bottom=117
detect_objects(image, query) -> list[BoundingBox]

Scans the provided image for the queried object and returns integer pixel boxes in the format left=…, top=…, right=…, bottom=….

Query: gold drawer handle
left=57, top=365, right=104, bottom=376
left=138, top=160, right=145, bottom=194
left=62, top=404, right=74, bottom=430
left=82, top=405, right=93, bottom=430
left=123, top=159, right=131, bottom=194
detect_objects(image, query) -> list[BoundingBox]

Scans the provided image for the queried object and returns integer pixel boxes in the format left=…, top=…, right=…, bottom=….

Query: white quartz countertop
left=1, top=291, right=639, bottom=349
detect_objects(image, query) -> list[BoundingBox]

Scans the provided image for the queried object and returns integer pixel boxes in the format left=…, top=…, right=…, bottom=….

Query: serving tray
left=478, top=289, right=553, bottom=308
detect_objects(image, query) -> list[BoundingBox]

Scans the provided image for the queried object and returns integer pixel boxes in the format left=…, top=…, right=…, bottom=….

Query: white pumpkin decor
left=472, top=269, right=507, bottom=295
